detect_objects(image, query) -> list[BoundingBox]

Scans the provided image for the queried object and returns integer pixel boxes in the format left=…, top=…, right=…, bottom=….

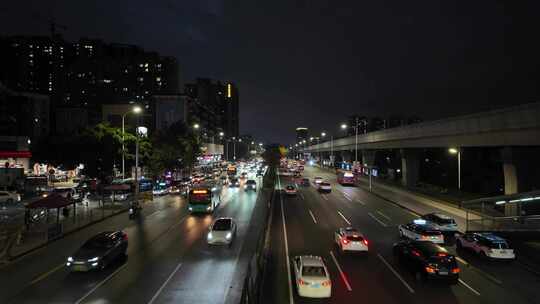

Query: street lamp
left=449, top=147, right=461, bottom=190
left=193, top=123, right=200, bottom=129
left=134, top=126, right=147, bottom=209
left=122, top=105, right=143, bottom=179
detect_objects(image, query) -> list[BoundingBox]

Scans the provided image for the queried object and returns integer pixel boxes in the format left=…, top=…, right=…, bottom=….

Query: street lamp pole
left=121, top=106, right=142, bottom=180
left=355, top=117, right=359, bottom=163
left=449, top=147, right=461, bottom=190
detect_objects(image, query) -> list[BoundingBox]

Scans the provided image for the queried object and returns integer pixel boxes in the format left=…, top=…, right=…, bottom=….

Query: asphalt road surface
left=1, top=177, right=263, bottom=304
left=262, top=165, right=539, bottom=304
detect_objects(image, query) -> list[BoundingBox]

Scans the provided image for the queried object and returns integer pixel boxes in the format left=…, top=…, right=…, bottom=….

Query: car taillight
left=342, top=238, right=350, bottom=245
left=298, top=279, right=308, bottom=285
left=451, top=267, right=460, bottom=274
left=425, top=266, right=436, bottom=274
left=363, top=239, right=368, bottom=246
left=122, top=233, right=128, bottom=241
left=322, top=280, right=331, bottom=287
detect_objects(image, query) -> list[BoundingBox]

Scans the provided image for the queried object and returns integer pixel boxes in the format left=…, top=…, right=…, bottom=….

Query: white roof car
left=313, top=177, right=323, bottom=184
left=334, top=227, right=368, bottom=253
left=399, top=220, right=444, bottom=244
left=318, top=182, right=332, bottom=193
left=293, top=255, right=331, bottom=298
left=284, top=185, right=297, bottom=195
left=456, top=232, right=515, bottom=260
left=421, top=213, right=458, bottom=232
left=0, top=191, right=21, bottom=204
left=207, top=218, right=237, bottom=246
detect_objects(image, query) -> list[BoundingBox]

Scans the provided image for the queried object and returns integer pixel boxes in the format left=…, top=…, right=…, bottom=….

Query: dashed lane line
left=147, top=262, right=183, bottom=304
left=329, top=251, right=352, bottom=292
left=458, top=279, right=481, bottom=296
left=337, top=211, right=352, bottom=225
left=377, top=254, right=415, bottom=294
left=308, top=209, right=318, bottom=224
left=368, top=212, right=388, bottom=227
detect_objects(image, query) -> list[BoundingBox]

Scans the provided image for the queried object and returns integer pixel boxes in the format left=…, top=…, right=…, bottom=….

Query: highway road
left=1, top=177, right=264, bottom=304
left=263, top=165, right=539, bottom=304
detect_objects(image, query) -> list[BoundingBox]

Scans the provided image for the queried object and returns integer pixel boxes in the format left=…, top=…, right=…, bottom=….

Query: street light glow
left=219, top=131, right=224, bottom=136
left=321, top=132, right=326, bottom=137
left=259, top=143, right=263, bottom=146
left=340, top=123, right=347, bottom=130
left=193, top=123, right=200, bottom=129
left=133, top=106, right=142, bottom=114
left=448, top=147, right=459, bottom=154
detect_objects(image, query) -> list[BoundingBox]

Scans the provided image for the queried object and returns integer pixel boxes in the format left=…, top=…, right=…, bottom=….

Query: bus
left=227, top=164, right=237, bottom=176
left=188, top=187, right=220, bottom=213
left=337, top=171, right=356, bottom=186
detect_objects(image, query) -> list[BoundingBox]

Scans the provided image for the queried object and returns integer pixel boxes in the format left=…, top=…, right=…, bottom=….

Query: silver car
left=207, top=217, right=237, bottom=246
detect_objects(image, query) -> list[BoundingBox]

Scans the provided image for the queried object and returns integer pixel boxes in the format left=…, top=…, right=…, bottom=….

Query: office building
left=296, top=127, right=309, bottom=143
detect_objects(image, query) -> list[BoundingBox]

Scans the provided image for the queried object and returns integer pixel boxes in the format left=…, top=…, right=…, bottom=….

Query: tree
left=147, top=122, right=200, bottom=178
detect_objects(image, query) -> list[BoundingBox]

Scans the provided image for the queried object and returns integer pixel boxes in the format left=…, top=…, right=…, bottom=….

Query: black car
left=393, top=240, right=459, bottom=284
left=300, top=178, right=310, bottom=187
left=229, top=177, right=240, bottom=187
left=67, top=231, right=128, bottom=272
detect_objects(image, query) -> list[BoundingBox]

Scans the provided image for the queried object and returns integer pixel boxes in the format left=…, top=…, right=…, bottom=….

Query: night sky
left=2, top=0, right=539, bottom=144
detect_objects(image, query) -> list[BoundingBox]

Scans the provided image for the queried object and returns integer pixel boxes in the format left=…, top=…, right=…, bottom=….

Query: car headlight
left=88, top=257, right=99, bottom=262
left=207, top=232, right=213, bottom=239
left=188, top=206, right=193, bottom=211
left=226, top=232, right=232, bottom=240
left=67, top=257, right=74, bottom=262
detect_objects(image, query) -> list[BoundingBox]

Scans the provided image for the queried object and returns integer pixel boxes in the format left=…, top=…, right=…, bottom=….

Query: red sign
left=0, top=151, right=32, bottom=158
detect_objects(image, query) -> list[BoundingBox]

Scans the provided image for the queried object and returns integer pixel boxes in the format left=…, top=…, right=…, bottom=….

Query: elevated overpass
left=300, top=102, right=540, bottom=200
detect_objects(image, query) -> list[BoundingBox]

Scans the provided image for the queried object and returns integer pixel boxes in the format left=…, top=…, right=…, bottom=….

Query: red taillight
left=437, top=252, right=447, bottom=257
left=342, top=238, right=350, bottom=245
left=425, top=266, right=436, bottom=274
left=298, top=279, right=307, bottom=285
left=412, top=250, right=421, bottom=257
left=322, top=280, right=331, bottom=287
left=363, top=239, right=369, bottom=246
left=451, top=267, right=460, bottom=274
left=122, top=232, right=128, bottom=241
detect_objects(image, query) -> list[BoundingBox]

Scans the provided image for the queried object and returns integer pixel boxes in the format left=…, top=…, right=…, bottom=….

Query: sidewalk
left=1, top=197, right=130, bottom=262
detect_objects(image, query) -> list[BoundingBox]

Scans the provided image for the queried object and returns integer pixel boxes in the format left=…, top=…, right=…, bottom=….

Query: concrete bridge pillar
left=501, top=147, right=521, bottom=195
left=401, top=149, right=420, bottom=188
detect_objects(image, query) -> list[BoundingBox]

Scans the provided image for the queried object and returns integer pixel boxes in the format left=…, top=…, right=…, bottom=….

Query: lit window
left=144, top=68, right=149, bottom=72
left=138, top=77, right=144, bottom=82
left=29, top=53, right=34, bottom=57
left=144, top=63, right=148, bottom=67
left=123, top=87, right=128, bottom=92
left=156, top=77, right=161, bottom=81
left=139, top=64, right=143, bottom=68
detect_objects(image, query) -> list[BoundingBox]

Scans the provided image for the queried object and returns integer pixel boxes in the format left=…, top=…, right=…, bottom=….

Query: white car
left=334, top=227, right=369, bottom=253
left=0, top=191, right=21, bottom=203
left=398, top=220, right=444, bottom=244
left=284, top=185, right=297, bottom=195
left=318, top=182, right=332, bottom=193
left=456, top=232, right=515, bottom=260
left=293, top=255, right=332, bottom=298
left=421, top=213, right=459, bottom=232
left=313, top=177, right=323, bottom=185
left=207, top=218, right=237, bottom=246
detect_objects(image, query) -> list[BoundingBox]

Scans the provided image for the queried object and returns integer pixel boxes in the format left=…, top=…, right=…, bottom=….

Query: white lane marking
left=458, top=279, right=481, bottom=296
left=321, top=194, right=329, bottom=201
left=377, top=210, right=391, bottom=221
left=278, top=173, right=295, bottom=304
left=337, top=211, right=351, bottom=225
left=455, top=256, right=468, bottom=265
left=329, top=251, right=352, bottom=291
left=147, top=262, right=183, bottom=304
left=343, top=193, right=352, bottom=202
left=75, top=263, right=128, bottom=304
left=377, top=254, right=415, bottom=294
left=368, top=212, right=388, bottom=227
left=356, top=199, right=366, bottom=206
left=308, top=209, right=318, bottom=224
left=299, top=192, right=305, bottom=200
